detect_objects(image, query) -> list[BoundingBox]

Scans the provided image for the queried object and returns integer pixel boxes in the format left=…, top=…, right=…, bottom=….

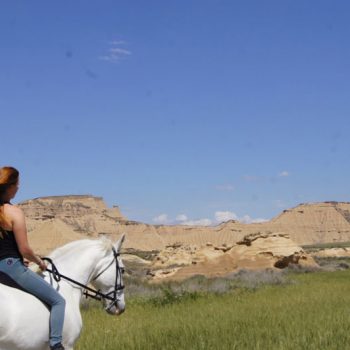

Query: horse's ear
left=114, top=233, right=126, bottom=252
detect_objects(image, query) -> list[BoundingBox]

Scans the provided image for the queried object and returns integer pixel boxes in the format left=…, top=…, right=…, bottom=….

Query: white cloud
left=215, top=184, right=235, bottom=191
left=152, top=210, right=268, bottom=227
left=100, top=40, right=131, bottom=63
left=176, top=214, right=188, bottom=222
left=109, top=47, right=131, bottom=55
left=252, top=218, right=269, bottom=223
left=239, top=215, right=268, bottom=224
left=215, top=211, right=268, bottom=224
left=278, top=171, right=289, bottom=177
left=240, top=215, right=252, bottom=223
left=181, top=218, right=212, bottom=226
left=175, top=213, right=212, bottom=226
left=153, top=214, right=169, bottom=224
left=215, top=211, right=238, bottom=222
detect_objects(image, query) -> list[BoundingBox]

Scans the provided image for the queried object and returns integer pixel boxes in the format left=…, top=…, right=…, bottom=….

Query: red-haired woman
left=0, top=166, right=66, bottom=350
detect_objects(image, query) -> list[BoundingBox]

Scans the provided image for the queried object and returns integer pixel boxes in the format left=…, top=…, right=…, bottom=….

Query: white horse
left=0, top=234, right=126, bottom=350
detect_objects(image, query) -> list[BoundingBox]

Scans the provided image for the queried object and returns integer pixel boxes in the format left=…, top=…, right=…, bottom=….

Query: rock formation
left=148, top=232, right=317, bottom=281
left=310, top=248, right=350, bottom=258
left=17, top=196, right=350, bottom=253
left=19, top=194, right=126, bottom=235
left=268, top=202, right=350, bottom=244
left=19, top=195, right=350, bottom=280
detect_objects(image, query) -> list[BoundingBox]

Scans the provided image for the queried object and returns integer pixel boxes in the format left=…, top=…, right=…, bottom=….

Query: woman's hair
left=0, top=166, right=19, bottom=237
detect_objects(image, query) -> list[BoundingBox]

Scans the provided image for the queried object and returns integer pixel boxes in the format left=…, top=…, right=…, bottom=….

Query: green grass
left=303, top=241, right=350, bottom=251
left=76, top=270, right=350, bottom=350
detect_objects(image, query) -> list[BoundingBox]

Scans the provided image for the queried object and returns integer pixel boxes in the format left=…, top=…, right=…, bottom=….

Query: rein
left=42, top=248, right=124, bottom=310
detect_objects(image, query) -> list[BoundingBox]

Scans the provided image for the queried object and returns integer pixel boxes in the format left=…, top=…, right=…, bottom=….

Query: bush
left=149, top=286, right=200, bottom=306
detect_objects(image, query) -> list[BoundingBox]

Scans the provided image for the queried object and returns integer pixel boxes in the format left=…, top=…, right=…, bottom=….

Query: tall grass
left=76, top=270, right=350, bottom=350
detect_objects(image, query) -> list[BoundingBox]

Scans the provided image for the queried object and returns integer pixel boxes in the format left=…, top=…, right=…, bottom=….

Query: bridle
left=42, top=247, right=125, bottom=312
left=92, top=247, right=125, bottom=312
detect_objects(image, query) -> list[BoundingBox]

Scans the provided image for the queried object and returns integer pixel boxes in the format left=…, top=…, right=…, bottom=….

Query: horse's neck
left=46, top=244, right=104, bottom=300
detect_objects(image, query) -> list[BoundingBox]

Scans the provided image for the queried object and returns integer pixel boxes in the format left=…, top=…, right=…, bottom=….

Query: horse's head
left=91, top=234, right=126, bottom=316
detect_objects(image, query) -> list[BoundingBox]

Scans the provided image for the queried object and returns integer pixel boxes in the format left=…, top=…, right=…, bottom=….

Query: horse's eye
left=121, top=268, right=125, bottom=274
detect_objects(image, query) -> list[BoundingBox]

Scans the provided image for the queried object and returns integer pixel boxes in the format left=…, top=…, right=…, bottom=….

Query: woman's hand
left=38, top=259, right=47, bottom=271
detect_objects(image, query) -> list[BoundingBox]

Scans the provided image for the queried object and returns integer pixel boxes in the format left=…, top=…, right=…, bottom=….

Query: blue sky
left=1, top=1, right=350, bottom=225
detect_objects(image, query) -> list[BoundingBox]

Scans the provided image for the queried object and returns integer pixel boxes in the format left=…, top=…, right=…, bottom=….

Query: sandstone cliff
left=18, top=196, right=350, bottom=252
left=19, top=195, right=126, bottom=234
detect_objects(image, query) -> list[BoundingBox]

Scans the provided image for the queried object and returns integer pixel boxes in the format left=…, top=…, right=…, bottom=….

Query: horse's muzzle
left=115, top=307, right=125, bottom=316
left=106, top=306, right=125, bottom=316
left=105, top=300, right=125, bottom=316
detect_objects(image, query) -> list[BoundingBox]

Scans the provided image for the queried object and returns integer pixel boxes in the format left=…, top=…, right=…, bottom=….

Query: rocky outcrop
left=152, top=242, right=231, bottom=270
left=148, top=232, right=317, bottom=281
left=19, top=195, right=127, bottom=235
left=234, top=232, right=316, bottom=269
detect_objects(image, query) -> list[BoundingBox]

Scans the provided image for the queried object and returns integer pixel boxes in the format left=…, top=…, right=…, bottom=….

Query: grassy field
left=76, top=270, right=350, bottom=350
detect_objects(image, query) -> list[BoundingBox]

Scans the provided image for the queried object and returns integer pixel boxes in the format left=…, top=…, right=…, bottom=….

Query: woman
left=0, top=166, right=66, bottom=350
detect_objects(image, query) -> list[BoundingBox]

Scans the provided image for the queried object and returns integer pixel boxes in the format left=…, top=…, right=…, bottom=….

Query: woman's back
left=0, top=229, right=22, bottom=260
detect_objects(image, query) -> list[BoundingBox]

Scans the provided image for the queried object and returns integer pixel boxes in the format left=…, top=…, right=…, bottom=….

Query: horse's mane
left=49, top=237, right=114, bottom=261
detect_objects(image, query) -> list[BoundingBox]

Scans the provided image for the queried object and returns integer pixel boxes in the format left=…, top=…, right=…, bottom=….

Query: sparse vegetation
left=123, top=249, right=160, bottom=261
left=123, top=269, right=290, bottom=300
left=302, top=241, right=350, bottom=251
left=76, top=269, right=350, bottom=350
left=314, top=257, right=350, bottom=270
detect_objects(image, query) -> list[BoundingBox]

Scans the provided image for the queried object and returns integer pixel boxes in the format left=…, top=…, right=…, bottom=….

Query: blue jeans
left=0, top=257, right=66, bottom=347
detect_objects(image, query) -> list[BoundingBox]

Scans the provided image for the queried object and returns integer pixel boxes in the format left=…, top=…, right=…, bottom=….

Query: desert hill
left=269, top=202, right=350, bottom=243
left=28, top=219, right=87, bottom=254
left=20, top=194, right=126, bottom=233
left=18, top=196, right=350, bottom=254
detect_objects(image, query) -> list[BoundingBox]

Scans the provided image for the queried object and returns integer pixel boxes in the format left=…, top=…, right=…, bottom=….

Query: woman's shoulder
left=3, top=203, right=24, bottom=218
left=1, top=204, right=24, bottom=231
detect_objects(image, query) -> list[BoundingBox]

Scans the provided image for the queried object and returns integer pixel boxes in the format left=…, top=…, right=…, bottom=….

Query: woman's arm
left=8, top=205, right=47, bottom=270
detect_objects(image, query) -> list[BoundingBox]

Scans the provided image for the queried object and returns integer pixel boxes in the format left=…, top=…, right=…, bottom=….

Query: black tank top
left=0, top=229, right=23, bottom=260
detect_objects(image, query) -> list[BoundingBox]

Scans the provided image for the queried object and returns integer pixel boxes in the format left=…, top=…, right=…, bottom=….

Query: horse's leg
left=61, top=304, right=82, bottom=350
